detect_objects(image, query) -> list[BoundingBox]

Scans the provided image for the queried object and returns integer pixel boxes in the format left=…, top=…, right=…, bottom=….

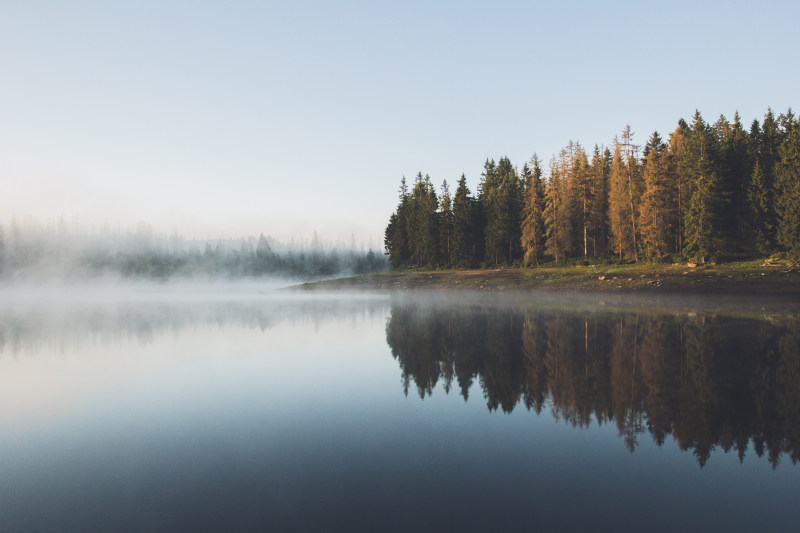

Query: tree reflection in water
left=385, top=301, right=800, bottom=468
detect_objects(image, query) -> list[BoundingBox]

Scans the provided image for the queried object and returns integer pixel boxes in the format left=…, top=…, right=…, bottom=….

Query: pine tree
left=407, top=173, right=439, bottom=267
left=608, top=142, right=634, bottom=260
left=451, top=174, right=475, bottom=267
left=638, top=132, right=673, bottom=260
left=775, top=115, right=800, bottom=255
left=716, top=112, right=753, bottom=246
left=588, top=146, right=610, bottom=256
left=544, top=159, right=571, bottom=263
left=757, top=108, right=783, bottom=248
left=520, top=156, right=545, bottom=266
left=438, top=180, right=453, bottom=267
left=746, top=160, right=772, bottom=255
left=620, top=126, right=642, bottom=261
left=567, top=144, right=591, bottom=258
left=669, top=120, right=690, bottom=254
left=481, top=157, right=523, bottom=265
left=384, top=177, right=411, bottom=268
left=682, top=111, right=722, bottom=263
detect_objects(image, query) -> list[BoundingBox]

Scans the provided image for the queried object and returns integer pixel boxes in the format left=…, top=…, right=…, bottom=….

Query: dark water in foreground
left=1, top=289, right=799, bottom=532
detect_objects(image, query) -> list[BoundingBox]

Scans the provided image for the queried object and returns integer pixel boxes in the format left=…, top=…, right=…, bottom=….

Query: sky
left=1, top=0, right=797, bottom=245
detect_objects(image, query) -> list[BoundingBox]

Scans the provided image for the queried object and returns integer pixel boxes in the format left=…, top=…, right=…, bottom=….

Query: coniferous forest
left=384, top=108, right=800, bottom=268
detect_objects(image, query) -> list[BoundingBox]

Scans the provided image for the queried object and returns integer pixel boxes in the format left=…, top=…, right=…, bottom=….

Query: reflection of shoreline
left=0, top=293, right=389, bottom=356
left=386, top=302, right=800, bottom=468
left=0, top=293, right=390, bottom=425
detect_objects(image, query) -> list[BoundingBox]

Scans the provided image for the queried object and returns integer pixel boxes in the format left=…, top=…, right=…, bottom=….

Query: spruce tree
left=746, top=160, right=772, bottom=255
left=408, top=173, right=439, bottom=267
left=775, top=116, right=800, bottom=255
left=481, top=157, right=522, bottom=265
left=571, top=145, right=591, bottom=258
left=716, top=112, right=753, bottom=246
left=384, top=177, right=411, bottom=268
left=757, top=109, right=782, bottom=248
left=669, top=120, right=690, bottom=254
left=682, top=111, right=722, bottom=263
left=451, top=174, right=475, bottom=267
left=638, top=132, right=673, bottom=260
left=608, top=142, right=634, bottom=260
left=520, top=157, right=545, bottom=266
left=438, top=180, right=453, bottom=267
left=544, top=159, right=571, bottom=263
left=588, top=146, right=610, bottom=256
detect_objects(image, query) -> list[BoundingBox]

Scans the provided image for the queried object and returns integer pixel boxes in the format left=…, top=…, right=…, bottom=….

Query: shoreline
left=291, top=261, right=800, bottom=296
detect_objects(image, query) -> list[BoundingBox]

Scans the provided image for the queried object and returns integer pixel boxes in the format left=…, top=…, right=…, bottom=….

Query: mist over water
left=1, top=288, right=798, bottom=531
left=0, top=221, right=388, bottom=282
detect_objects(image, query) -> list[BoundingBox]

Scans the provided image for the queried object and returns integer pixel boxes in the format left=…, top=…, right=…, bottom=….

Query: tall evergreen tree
left=438, top=180, right=454, bottom=267
left=520, top=156, right=545, bottom=266
left=638, top=132, right=673, bottom=260
left=384, top=177, right=411, bottom=268
left=407, top=173, right=439, bottom=267
left=746, top=160, right=772, bottom=255
left=669, top=120, right=690, bottom=254
left=757, top=108, right=782, bottom=248
left=481, top=157, right=523, bottom=265
left=620, top=126, right=642, bottom=261
left=682, top=111, right=722, bottom=262
left=587, top=146, right=610, bottom=256
left=567, top=144, right=592, bottom=258
left=775, top=115, right=800, bottom=255
left=715, top=112, right=753, bottom=245
left=608, top=142, right=635, bottom=260
left=544, top=159, right=571, bottom=263
left=451, top=174, right=476, bottom=267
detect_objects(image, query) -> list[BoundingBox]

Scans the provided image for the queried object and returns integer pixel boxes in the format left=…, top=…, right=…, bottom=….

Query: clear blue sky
left=1, top=0, right=797, bottom=245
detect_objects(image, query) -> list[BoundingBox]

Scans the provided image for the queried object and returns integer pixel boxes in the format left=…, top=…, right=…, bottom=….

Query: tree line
left=0, top=222, right=387, bottom=280
left=384, top=108, right=800, bottom=268
left=386, top=302, right=800, bottom=468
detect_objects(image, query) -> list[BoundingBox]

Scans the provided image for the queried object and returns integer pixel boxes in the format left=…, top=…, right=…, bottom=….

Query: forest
left=384, top=108, right=800, bottom=269
left=0, top=221, right=387, bottom=280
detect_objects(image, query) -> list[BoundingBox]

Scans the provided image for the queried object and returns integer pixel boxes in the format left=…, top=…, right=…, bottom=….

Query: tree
left=384, top=177, right=412, bottom=268
left=481, top=157, right=523, bottom=266
left=638, top=132, right=674, bottom=260
left=756, top=108, right=783, bottom=248
left=520, top=156, right=545, bottom=266
left=451, top=174, right=476, bottom=268
left=746, top=160, right=772, bottom=255
left=619, top=126, right=642, bottom=261
left=682, top=111, right=722, bottom=262
left=407, top=173, right=439, bottom=267
left=568, top=144, right=592, bottom=258
left=588, top=146, right=610, bottom=256
left=544, top=158, right=571, bottom=263
left=438, top=180, right=454, bottom=267
left=715, top=112, right=753, bottom=246
left=669, top=120, right=690, bottom=254
left=608, top=141, right=635, bottom=260
left=775, top=115, right=800, bottom=255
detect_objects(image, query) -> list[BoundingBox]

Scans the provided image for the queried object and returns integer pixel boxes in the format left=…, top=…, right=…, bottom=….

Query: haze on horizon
left=2, top=0, right=797, bottom=243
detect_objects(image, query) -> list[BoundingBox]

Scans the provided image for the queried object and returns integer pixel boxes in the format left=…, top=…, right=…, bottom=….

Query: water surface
left=1, top=288, right=798, bottom=531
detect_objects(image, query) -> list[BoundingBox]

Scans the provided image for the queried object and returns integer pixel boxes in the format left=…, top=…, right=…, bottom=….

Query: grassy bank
left=293, top=259, right=800, bottom=295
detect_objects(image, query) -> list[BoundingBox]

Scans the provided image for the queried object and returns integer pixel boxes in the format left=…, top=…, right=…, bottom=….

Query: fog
left=2, top=284, right=797, bottom=358
left=0, top=219, right=388, bottom=282
left=0, top=283, right=391, bottom=355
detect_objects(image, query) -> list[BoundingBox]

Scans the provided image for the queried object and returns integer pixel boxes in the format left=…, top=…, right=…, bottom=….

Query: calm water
left=1, top=287, right=799, bottom=532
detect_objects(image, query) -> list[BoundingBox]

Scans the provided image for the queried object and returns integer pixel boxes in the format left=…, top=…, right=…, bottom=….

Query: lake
left=1, top=286, right=799, bottom=532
